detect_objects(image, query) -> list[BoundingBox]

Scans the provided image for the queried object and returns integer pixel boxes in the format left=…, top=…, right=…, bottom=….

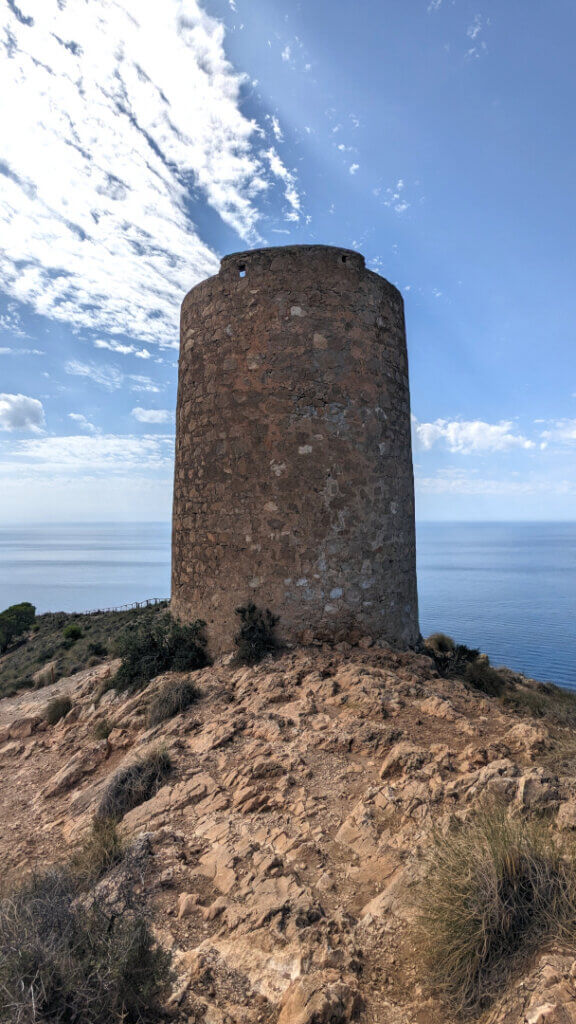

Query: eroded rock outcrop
left=1, top=644, right=575, bottom=1023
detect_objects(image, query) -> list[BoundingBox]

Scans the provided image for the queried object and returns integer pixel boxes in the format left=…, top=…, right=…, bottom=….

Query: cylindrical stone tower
left=171, top=244, right=419, bottom=651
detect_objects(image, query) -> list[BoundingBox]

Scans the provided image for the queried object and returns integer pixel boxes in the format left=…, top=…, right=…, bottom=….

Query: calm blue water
left=417, top=522, right=576, bottom=689
left=0, top=523, right=171, bottom=615
left=0, top=522, right=574, bottom=688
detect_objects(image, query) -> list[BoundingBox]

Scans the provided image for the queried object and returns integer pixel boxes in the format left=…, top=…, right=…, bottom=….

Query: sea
left=0, top=521, right=574, bottom=689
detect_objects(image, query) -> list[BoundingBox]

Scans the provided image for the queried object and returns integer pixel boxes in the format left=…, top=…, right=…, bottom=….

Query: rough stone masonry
left=171, top=244, right=419, bottom=652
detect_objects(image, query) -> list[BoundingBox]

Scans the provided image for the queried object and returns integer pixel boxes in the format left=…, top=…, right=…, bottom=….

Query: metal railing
left=82, top=597, right=169, bottom=616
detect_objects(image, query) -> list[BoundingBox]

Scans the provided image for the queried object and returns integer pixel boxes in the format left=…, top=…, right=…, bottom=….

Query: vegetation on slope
left=0, top=602, right=169, bottom=699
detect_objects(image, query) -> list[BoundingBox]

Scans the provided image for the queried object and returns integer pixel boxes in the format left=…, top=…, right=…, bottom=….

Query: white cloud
left=94, top=339, right=151, bottom=359
left=0, top=306, right=27, bottom=338
left=349, top=163, right=360, bottom=175
left=132, top=407, right=174, bottom=424
left=467, top=14, right=483, bottom=39
left=0, top=432, right=174, bottom=520
left=0, top=347, right=44, bottom=355
left=427, top=0, right=443, bottom=11
left=0, top=393, right=45, bottom=432
left=263, top=148, right=301, bottom=221
left=413, top=417, right=535, bottom=454
left=281, top=45, right=291, bottom=62
left=0, top=0, right=279, bottom=345
left=64, top=360, right=161, bottom=392
left=539, top=419, right=576, bottom=447
left=68, top=412, right=98, bottom=434
left=1, top=433, right=173, bottom=474
left=269, top=115, right=283, bottom=141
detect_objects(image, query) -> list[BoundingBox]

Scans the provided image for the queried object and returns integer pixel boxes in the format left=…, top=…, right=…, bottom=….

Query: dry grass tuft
left=147, top=678, right=202, bottom=727
left=415, top=803, right=576, bottom=1015
left=44, top=695, right=72, bottom=725
left=96, top=748, right=172, bottom=823
left=70, top=818, right=125, bottom=883
left=0, top=868, right=171, bottom=1023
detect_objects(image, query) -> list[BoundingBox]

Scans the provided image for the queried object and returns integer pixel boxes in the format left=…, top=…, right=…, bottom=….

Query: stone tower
left=171, top=244, right=419, bottom=651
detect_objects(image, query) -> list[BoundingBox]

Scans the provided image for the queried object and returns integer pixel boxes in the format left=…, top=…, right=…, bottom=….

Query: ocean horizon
left=0, top=520, right=574, bottom=688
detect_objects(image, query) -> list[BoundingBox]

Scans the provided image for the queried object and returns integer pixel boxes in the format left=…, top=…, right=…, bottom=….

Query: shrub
left=88, top=640, right=108, bottom=657
left=425, top=632, right=480, bottom=679
left=426, top=632, right=455, bottom=655
left=70, top=817, right=125, bottom=882
left=93, top=717, right=113, bottom=740
left=0, top=869, right=171, bottom=1024
left=112, top=615, right=209, bottom=693
left=96, top=748, right=172, bottom=822
left=0, top=601, right=35, bottom=654
left=465, top=658, right=505, bottom=697
left=415, top=804, right=576, bottom=1014
left=63, top=623, right=83, bottom=642
left=234, top=602, right=280, bottom=665
left=44, top=695, right=72, bottom=725
left=147, top=679, right=202, bottom=727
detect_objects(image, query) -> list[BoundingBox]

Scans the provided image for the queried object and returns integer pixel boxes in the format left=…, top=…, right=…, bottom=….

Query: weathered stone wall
left=171, top=244, right=419, bottom=652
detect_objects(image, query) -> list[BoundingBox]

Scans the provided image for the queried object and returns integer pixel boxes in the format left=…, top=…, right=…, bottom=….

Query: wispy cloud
left=132, top=407, right=174, bottom=424
left=94, top=339, right=151, bottom=360
left=263, top=148, right=302, bottom=221
left=0, top=434, right=173, bottom=474
left=349, top=163, right=360, bottom=175
left=374, top=178, right=414, bottom=214
left=0, top=0, right=282, bottom=345
left=416, top=468, right=575, bottom=496
left=0, top=305, right=27, bottom=338
left=0, top=393, right=45, bottom=432
left=64, top=360, right=161, bottom=393
left=467, top=14, right=483, bottom=40
left=0, top=347, right=44, bottom=356
left=413, top=417, right=535, bottom=454
left=539, top=419, right=576, bottom=447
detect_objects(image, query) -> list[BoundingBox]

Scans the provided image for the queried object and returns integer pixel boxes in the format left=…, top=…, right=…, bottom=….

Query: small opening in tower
left=239, top=264, right=246, bottom=278
left=341, top=255, right=348, bottom=263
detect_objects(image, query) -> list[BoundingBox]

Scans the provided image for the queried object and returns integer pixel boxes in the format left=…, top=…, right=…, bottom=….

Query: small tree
left=0, top=602, right=36, bottom=654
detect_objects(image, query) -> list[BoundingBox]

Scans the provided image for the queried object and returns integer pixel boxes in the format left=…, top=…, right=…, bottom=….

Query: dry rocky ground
left=1, top=642, right=576, bottom=1023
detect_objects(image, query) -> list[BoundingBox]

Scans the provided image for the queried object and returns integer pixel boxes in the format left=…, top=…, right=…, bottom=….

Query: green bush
left=234, top=602, right=280, bottom=665
left=63, top=623, right=83, bottom=642
left=88, top=640, right=108, bottom=658
left=0, top=601, right=35, bottom=654
left=112, top=615, right=209, bottom=693
left=96, top=749, right=172, bottom=822
left=0, top=869, right=171, bottom=1024
left=44, top=695, right=72, bottom=725
left=465, top=658, right=505, bottom=697
left=147, top=679, right=202, bottom=727
left=415, top=804, right=576, bottom=1014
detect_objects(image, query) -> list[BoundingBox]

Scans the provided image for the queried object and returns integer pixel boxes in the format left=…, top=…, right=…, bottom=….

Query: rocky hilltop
left=2, top=640, right=576, bottom=1024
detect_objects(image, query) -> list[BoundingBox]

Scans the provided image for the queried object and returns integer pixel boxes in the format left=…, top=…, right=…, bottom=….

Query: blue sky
left=0, top=0, right=574, bottom=522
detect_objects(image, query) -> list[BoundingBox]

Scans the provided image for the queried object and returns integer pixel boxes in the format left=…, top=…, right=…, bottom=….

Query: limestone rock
left=277, top=974, right=362, bottom=1024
